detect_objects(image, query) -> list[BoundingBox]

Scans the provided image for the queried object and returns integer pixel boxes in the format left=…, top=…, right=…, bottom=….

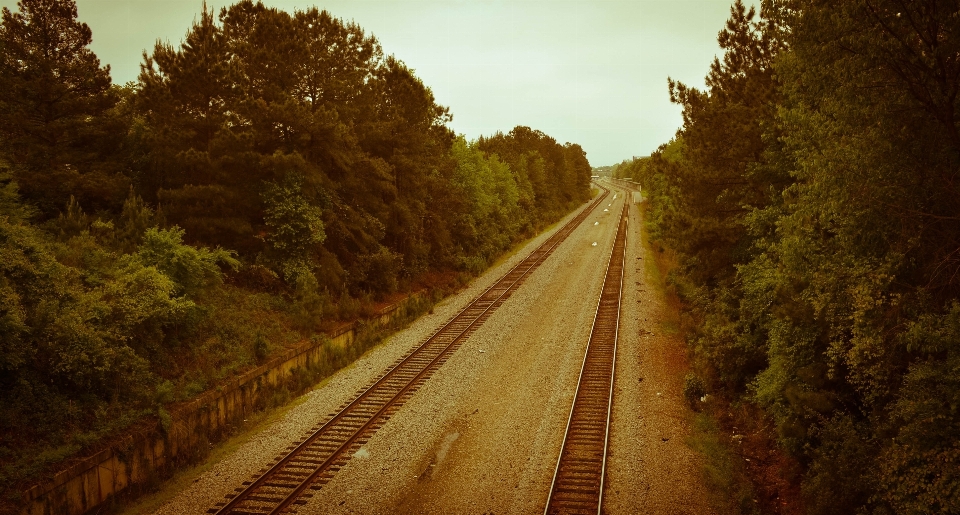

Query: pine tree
left=0, top=0, right=125, bottom=216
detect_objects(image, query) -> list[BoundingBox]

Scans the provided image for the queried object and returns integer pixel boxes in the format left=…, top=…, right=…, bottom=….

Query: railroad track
left=209, top=188, right=610, bottom=515
left=544, top=200, right=628, bottom=515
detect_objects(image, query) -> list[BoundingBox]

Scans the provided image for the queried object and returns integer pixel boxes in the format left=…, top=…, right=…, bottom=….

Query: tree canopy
left=0, top=0, right=591, bottom=497
left=0, top=0, right=127, bottom=216
left=624, top=0, right=960, bottom=511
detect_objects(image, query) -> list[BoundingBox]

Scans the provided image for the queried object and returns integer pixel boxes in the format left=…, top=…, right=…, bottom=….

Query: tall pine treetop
left=0, top=0, right=120, bottom=215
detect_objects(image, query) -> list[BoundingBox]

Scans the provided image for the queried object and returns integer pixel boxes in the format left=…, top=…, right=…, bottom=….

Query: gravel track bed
left=603, top=199, right=714, bottom=514
left=153, top=197, right=600, bottom=515
left=154, top=190, right=713, bottom=514
left=305, top=196, right=621, bottom=515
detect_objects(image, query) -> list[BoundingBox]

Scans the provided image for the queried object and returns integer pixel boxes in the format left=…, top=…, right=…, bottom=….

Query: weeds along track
left=544, top=200, right=627, bottom=515
left=209, top=188, right=610, bottom=515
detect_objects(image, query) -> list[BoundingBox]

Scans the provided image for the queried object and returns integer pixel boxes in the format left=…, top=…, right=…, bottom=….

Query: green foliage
left=0, top=189, right=283, bottom=492
left=259, top=170, right=326, bottom=289
left=0, top=201, right=184, bottom=484
left=136, top=226, right=239, bottom=296
left=116, top=189, right=162, bottom=252
left=0, top=167, right=35, bottom=222
left=130, top=0, right=590, bottom=299
left=876, top=303, right=960, bottom=514
left=638, top=1, right=960, bottom=512
left=448, top=136, right=521, bottom=266
left=688, top=413, right=760, bottom=515
left=684, top=373, right=707, bottom=409
left=477, top=126, right=592, bottom=234
left=0, top=0, right=129, bottom=217
left=253, top=332, right=269, bottom=363
left=0, top=0, right=591, bottom=498
left=261, top=174, right=325, bottom=263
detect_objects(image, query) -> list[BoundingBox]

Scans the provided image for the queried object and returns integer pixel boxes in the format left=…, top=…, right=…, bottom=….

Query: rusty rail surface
left=544, top=200, right=627, bottom=515
left=210, top=188, right=610, bottom=515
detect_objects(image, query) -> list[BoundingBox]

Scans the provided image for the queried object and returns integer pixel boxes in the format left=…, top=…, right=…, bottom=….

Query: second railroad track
left=544, top=199, right=628, bottom=515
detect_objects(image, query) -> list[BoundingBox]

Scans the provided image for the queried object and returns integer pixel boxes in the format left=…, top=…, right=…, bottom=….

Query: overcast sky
left=3, top=0, right=749, bottom=166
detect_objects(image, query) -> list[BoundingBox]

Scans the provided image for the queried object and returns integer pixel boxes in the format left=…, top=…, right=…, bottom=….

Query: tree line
left=620, top=1, right=960, bottom=512
left=0, top=0, right=591, bottom=493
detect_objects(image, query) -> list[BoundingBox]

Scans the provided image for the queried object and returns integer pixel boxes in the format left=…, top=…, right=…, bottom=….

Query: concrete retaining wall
left=19, top=293, right=424, bottom=515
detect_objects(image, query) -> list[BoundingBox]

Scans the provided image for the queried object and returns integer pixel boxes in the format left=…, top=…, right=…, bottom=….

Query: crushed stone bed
left=153, top=192, right=712, bottom=514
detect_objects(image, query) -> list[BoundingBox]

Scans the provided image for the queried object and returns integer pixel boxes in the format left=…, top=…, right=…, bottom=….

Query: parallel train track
left=544, top=200, right=628, bottom=515
left=209, top=187, right=611, bottom=515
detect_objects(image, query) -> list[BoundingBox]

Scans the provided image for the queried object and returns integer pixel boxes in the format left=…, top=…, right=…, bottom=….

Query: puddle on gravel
left=418, top=431, right=459, bottom=482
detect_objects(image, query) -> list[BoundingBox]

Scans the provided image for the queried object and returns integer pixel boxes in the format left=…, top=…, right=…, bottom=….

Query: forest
left=617, top=0, right=960, bottom=513
left=0, top=0, right=591, bottom=496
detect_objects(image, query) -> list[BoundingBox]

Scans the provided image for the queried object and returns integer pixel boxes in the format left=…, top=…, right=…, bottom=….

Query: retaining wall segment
left=19, top=294, right=422, bottom=515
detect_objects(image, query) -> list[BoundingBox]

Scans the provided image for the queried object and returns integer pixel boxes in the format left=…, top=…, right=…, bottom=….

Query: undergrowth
left=637, top=199, right=785, bottom=514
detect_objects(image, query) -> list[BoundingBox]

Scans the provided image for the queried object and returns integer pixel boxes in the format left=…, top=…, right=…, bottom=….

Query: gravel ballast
left=603, top=197, right=715, bottom=514
left=152, top=189, right=712, bottom=514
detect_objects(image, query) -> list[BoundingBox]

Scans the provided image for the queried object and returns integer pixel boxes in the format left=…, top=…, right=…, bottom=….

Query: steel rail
left=544, top=199, right=628, bottom=515
left=210, top=187, right=610, bottom=515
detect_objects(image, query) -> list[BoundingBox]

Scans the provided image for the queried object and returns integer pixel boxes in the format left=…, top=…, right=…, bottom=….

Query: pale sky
left=2, top=0, right=750, bottom=165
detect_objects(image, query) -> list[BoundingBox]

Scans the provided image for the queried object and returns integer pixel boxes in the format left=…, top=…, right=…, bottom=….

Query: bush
left=137, top=226, right=239, bottom=296
left=683, top=372, right=707, bottom=409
